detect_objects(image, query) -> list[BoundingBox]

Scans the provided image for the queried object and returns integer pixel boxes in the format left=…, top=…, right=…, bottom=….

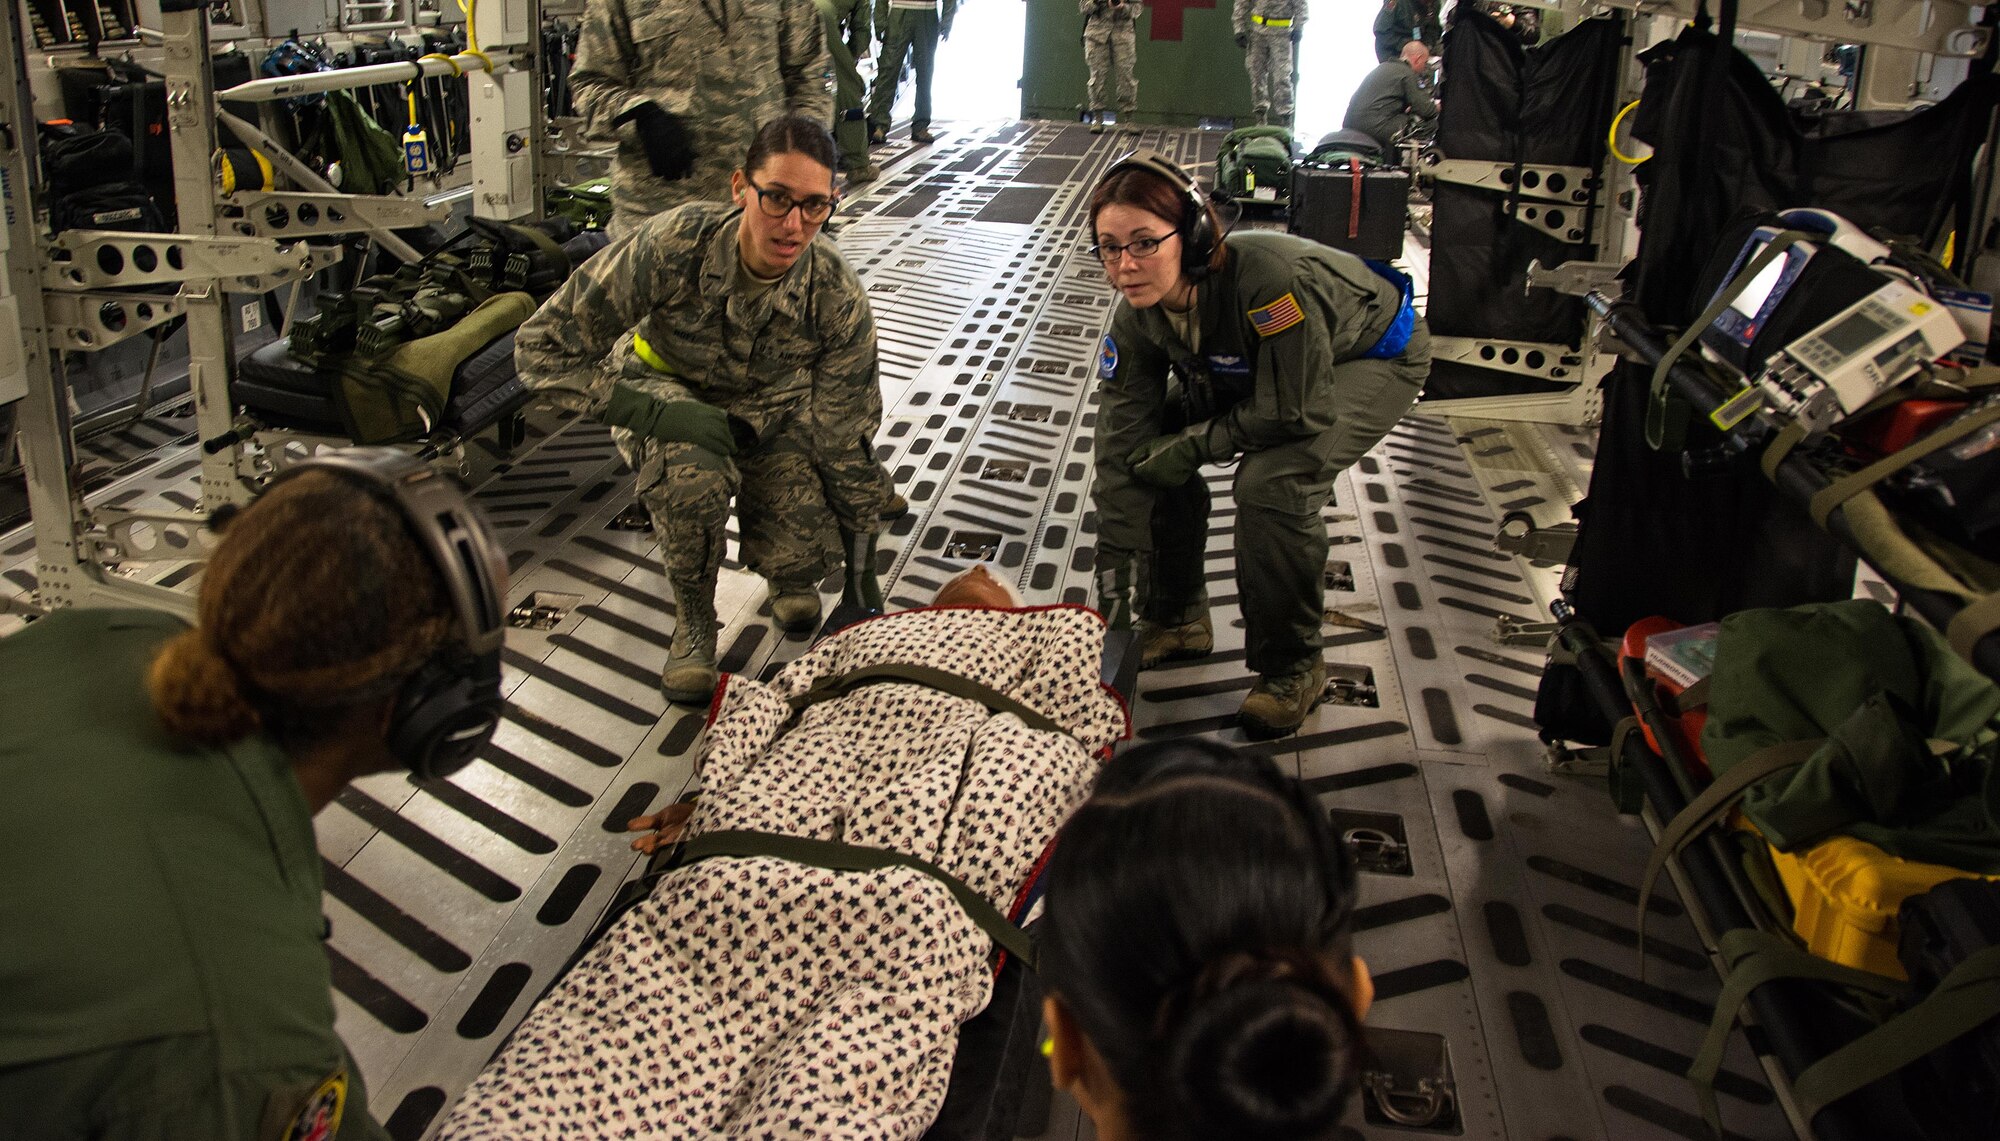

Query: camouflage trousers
left=1083, top=20, right=1137, bottom=117
left=1246, top=28, right=1296, bottom=117
left=615, top=391, right=891, bottom=599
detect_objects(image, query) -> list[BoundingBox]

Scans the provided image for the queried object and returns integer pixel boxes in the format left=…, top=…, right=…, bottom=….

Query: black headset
left=1103, top=148, right=1220, bottom=281
left=272, top=449, right=508, bottom=781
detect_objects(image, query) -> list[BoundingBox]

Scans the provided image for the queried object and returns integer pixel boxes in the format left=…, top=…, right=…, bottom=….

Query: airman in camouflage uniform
left=571, top=0, right=834, bottom=237
left=1232, top=0, right=1306, bottom=124
left=814, top=0, right=878, bottom=182
left=516, top=200, right=891, bottom=702
left=1079, top=0, right=1141, bottom=134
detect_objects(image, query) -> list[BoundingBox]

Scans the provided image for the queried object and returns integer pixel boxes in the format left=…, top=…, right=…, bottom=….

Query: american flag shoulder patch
left=1248, top=292, right=1305, bottom=337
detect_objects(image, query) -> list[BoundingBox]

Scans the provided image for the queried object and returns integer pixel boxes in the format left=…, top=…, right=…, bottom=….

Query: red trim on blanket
left=994, top=836, right=1061, bottom=977
left=704, top=676, right=730, bottom=728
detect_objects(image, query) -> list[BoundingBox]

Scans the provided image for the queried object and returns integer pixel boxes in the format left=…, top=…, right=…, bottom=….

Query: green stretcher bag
left=337, top=292, right=537, bottom=445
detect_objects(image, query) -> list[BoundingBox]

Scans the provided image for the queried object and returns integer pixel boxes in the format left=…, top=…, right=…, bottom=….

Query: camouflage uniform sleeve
left=783, top=0, right=836, bottom=120
left=1231, top=0, right=1248, bottom=38
left=814, top=258, right=884, bottom=441
left=570, top=0, right=653, bottom=146
left=514, top=223, right=678, bottom=415
left=940, top=0, right=957, bottom=35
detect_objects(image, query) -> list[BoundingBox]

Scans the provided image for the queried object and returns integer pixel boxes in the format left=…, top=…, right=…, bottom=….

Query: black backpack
left=41, top=126, right=165, bottom=235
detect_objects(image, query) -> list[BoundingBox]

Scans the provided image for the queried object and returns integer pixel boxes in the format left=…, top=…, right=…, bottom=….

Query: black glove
left=612, top=101, right=696, bottom=182
left=1235, top=32, right=1248, bottom=48
left=1291, top=28, right=1302, bottom=44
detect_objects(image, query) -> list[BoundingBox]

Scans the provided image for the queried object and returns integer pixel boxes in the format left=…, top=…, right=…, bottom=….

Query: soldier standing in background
left=1233, top=0, right=1305, bottom=127
left=814, top=0, right=880, bottom=184
left=1080, top=0, right=1141, bottom=135
left=1372, top=0, right=1439, bottom=62
left=867, top=0, right=955, bottom=146
left=571, top=0, right=833, bottom=237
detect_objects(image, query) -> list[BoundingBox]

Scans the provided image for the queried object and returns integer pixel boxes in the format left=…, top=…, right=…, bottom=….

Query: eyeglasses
left=1089, top=234, right=1173, bottom=264
left=745, top=177, right=837, bottom=224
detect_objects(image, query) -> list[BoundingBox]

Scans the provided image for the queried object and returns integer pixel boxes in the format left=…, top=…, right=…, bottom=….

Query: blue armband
left=1360, top=260, right=1417, bottom=360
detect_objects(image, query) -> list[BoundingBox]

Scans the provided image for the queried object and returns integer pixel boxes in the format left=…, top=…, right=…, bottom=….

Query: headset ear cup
left=388, top=652, right=503, bottom=780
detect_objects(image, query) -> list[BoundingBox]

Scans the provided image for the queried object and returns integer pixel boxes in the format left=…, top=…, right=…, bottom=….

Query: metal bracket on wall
left=1496, top=510, right=1579, bottom=564
left=43, top=232, right=337, bottom=293
left=87, top=507, right=221, bottom=565
left=42, top=291, right=188, bottom=351
left=1431, top=336, right=1585, bottom=383
left=221, top=192, right=449, bottom=241
left=1607, top=0, right=1988, bottom=55
left=1430, top=159, right=1596, bottom=204
left=1525, top=258, right=1625, bottom=298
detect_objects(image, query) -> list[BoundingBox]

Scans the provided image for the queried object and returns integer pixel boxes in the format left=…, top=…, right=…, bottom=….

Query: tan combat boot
left=767, top=581, right=823, bottom=634
left=663, top=581, right=720, bottom=704
left=1238, top=659, right=1328, bottom=740
left=1089, top=111, right=1105, bottom=135
left=1137, top=612, right=1215, bottom=669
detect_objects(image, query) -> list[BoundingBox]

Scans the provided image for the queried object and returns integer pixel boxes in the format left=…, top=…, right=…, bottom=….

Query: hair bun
left=147, top=628, right=262, bottom=745
left=1165, top=951, right=1360, bottom=1140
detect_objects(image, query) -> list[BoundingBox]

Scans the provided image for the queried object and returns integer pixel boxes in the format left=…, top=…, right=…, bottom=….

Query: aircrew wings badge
left=1248, top=292, right=1305, bottom=337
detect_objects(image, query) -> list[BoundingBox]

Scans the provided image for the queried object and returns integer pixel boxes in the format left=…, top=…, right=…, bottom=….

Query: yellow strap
left=1607, top=100, right=1648, bottom=166
left=631, top=333, right=675, bottom=375
left=1251, top=15, right=1292, bottom=25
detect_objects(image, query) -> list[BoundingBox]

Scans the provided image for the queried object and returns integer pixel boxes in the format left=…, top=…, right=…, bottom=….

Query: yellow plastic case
left=1761, top=830, right=2000, bottom=979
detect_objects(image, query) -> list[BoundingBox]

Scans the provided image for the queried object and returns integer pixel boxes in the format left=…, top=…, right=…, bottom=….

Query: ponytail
left=147, top=626, right=263, bottom=744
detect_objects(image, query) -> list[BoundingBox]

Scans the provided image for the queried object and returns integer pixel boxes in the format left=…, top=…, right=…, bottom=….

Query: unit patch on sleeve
left=279, top=1069, right=347, bottom=1141
left=1247, top=292, right=1305, bottom=337
left=1098, top=334, right=1119, bottom=379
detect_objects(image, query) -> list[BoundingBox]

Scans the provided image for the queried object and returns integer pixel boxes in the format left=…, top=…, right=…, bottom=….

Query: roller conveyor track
left=0, top=121, right=1797, bottom=1141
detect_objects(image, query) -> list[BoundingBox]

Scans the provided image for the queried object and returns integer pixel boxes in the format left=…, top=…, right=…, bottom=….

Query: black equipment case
left=1289, top=159, right=1410, bottom=260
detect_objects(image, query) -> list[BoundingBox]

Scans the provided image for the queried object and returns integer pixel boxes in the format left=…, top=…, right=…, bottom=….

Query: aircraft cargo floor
left=0, top=121, right=1798, bottom=1141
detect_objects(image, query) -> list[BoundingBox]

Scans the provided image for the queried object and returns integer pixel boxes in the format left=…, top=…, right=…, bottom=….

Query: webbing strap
left=1759, top=419, right=1809, bottom=483
left=788, top=662, right=1069, bottom=737
left=1690, top=929, right=1911, bottom=1138
left=1809, top=402, right=2000, bottom=529
left=1346, top=158, right=1363, bottom=240
left=1946, top=591, right=2000, bottom=662
left=1647, top=230, right=1815, bottom=452
left=1791, top=943, right=2000, bottom=1123
left=631, top=333, right=675, bottom=375
left=1636, top=738, right=1823, bottom=978
left=678, top=829, right=1037, bottom=969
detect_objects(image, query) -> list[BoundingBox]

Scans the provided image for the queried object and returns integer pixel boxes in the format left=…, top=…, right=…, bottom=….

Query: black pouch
left=1896, top=879, right=2000, bottom=1140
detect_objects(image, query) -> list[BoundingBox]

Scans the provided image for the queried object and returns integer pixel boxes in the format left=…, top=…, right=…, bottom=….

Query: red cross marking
left=1146, top=0, right=1215, bottom=42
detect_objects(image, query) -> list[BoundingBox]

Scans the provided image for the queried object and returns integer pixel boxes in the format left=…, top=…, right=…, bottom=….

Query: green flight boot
left=1238, top=659, right=1328, bottom=740
left=1137, top=611, right=1215, bottom=669
left=824, top=528, right=885, bottom=633
left=662, top=580, right=720, bottom=704
left=767, top=581, right=823, bottom=634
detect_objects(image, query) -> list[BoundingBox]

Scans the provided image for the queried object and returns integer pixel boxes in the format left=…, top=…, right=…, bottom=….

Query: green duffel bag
left=1215, top=125, right=1296, bottom=204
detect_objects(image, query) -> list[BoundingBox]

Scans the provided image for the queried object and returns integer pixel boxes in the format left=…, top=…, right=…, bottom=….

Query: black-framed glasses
left=1090, top=234, right=1172, bottom=264
left=745, top=177, right=837, bottom=224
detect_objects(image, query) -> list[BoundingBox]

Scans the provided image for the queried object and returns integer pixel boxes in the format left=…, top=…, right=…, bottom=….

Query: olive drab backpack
left=1215, top=125, right=1297, bottom=206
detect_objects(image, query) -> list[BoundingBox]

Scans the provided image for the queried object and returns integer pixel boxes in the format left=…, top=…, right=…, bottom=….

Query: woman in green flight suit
left=0, top=451, right=507, bottom=1141
left=1088, top=151, right=1429, bottom=738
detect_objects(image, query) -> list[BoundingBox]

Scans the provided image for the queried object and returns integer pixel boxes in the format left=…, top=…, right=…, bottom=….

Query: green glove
left=1127, top=430, right=1206, bottom=488
left=601, top=384, right=738, bottom=457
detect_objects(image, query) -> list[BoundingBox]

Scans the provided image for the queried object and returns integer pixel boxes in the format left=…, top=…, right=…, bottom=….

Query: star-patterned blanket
left=441, top=605, right=1128, bottom=1139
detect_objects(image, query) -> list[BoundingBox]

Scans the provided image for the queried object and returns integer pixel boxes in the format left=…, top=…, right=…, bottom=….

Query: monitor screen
left=1818, top=309, right=1893, bottom=358
left=1729, top=246, right=1789, bottom=318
